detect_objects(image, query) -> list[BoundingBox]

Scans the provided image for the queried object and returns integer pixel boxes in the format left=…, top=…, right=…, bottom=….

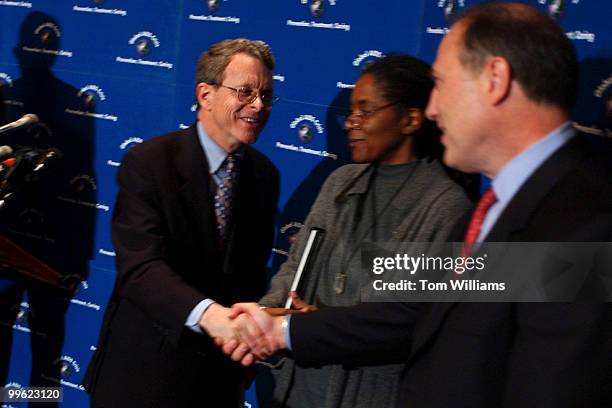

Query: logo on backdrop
left=565, top=29, right=595, bottom=43
left=188, top=0, right=240, bottom=24
left=538, top=0, right=592, bottom=39
left=131, top=32, right=156, bottom=56
left=115, top=32, right=173, bottom=69
left=73, top=0, right=127, bottom=16
left=538, top=0, right=581, bottom=19
left=291, top=115, right=324, bottom=144
left=0, top=72, right=23, bottom=108
left=57, top=356, right=79, bottom=379
left=98, top=248, right=116, bottom=257
left=69, top=174, right=97, bottom=194
left=107, top=137, right=143, bottom=167
left=336, top=50, right=384, bottom=89
left=15, top=302, right=29, bottom=326
left=179, top=103, right=198, bottom=129
left=2, top=382, right=23, bottom=392
left=6, top=208, right=54, bottom=244
left=287, top=0, right=350, bottom=32
left=43, top=355, right=85, bottom=390
left=275, top=114, right=337, bottom=160
left=426, top=0, right=466, bottom=35
left=65, top=84, right=119, bottom=122
left=207, top=0, right=220, bottom=11
left=595, top=75, right=612, bottom=133
left=22, top=22, right=73, bottom=58
left=38, top=23, right=57, bottom=45
left=574, top=73, right=612, bottom=137
left=0, top=1, right=32, bottom=8
left=441, top=0, right=465, bottom=21
left=80, top=85, right=103, bottom=110
left=119, top=137, right=144, bottom=151
left=0, top=72, right=13, bottom=89
left=70, top=280, right=102, bottom=311
left=546, top=0, right=566, bottom=18
left=536, top=0, right=586, bottom=20
left=56, top=174, right=110, bottom=212
left=6, top=302, right=38, bottom=334
left=273, top=222, right=304, bottom=256
left=297, top=123, right=315, bottom=143
left=77, top=280, right=89, bottom=293
left=535, top=1, right=593, bottom=43
left=310, top=0, right=325, bottom=17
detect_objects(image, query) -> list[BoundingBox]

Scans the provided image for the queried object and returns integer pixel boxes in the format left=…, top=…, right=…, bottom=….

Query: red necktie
left=462, top=187, right=497, bottom=256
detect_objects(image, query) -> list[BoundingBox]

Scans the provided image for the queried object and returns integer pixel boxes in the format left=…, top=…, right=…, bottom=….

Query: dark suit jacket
left=290, top=133, right=612, bottom=407
left=84, top=125, right=279, bottom=408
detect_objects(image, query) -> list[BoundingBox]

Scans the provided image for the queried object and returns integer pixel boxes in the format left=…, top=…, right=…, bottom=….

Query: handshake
left=198, top=292, right=317, bottom=366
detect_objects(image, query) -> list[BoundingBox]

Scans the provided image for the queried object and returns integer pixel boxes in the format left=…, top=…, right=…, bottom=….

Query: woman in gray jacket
left=259, top=55, right=472, bottom=408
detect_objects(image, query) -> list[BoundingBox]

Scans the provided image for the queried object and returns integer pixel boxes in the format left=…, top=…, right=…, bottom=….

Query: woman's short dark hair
left=360, top=55, right=442, bottom=160
left=361, top=54, right=433, bottom=111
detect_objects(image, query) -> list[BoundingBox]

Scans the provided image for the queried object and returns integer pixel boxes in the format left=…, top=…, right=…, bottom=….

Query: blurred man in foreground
left=221, top=4, right=612, bottom=407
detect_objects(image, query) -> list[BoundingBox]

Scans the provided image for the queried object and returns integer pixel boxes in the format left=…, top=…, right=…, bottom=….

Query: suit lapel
left=176, top=125, right=217, bottom=254
left=484, top=135, right=584, bottom=242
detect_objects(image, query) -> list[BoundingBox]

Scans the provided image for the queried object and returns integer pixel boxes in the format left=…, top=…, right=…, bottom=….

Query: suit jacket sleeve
left=502, top=303, right=612, bottom=407
left=111, top=150, right=205, bottom=344
left=290, top=302, right=422, bottom=367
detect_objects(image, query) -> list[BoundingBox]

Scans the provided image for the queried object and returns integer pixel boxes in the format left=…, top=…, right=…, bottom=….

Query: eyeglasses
left=219, top=84, right=279, bottom=107
left=346, top=101, right=399, bottom=123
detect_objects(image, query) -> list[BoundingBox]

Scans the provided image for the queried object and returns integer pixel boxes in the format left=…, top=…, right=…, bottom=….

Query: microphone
left=0, top=157, right=16, bottom=175
left=0, top=145, right=13, bottom=161
left=32, top=148, right=62, bottom=172
left=0, top=114, right=40, bottom=136
left=1, top=147, right=62, bottom=183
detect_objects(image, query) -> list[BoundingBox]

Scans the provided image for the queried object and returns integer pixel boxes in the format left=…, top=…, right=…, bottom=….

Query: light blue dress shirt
left=185, top=122, right=237, bottom=333
left=477, top=122, right=575, bottom=242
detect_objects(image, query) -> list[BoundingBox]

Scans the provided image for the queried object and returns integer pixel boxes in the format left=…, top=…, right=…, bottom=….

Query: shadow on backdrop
left=0, top=11, right=96, bottom=405
left=268, top=89, right=352, bottom=277
left=573, top=56, right=612, bottom=138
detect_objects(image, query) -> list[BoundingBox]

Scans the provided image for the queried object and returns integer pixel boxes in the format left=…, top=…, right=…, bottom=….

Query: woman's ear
left=402, top=108, right=424, bottom=135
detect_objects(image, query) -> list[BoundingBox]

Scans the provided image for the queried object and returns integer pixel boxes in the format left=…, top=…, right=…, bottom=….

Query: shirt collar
left=491, top=121, right=575, bottom=206
left=197, top=121, right=243, bottom=174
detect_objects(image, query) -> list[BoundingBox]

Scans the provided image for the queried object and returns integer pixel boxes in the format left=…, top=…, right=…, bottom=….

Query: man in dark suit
left=222, top=4, right=612, bottom=407
left=84, top=39, right=280, bottom=407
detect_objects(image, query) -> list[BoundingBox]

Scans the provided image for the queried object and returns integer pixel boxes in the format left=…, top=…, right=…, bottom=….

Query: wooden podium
left=0, top=234, right=79, bottom=293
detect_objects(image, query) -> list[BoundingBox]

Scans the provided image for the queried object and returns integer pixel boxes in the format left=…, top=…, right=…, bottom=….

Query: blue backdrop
left=0, top=1, right=609, bottom=407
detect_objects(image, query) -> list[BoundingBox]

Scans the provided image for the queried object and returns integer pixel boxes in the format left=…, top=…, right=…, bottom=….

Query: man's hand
left=199, top=303, right=269, bottom=361
left=288, top=291, right=318, bottom=312
left=199, top=303, right=236, bottom=340
left=263, top=291, right=318, bottom=316
left=214, top=302, right=288, bottom=366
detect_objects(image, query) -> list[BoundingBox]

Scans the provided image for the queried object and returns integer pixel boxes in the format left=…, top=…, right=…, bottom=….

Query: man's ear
left=401, top=108, right=425, bottom=135
left=196, top=82, right=215, bottom=111
left=482, top=56, right=512, bottom=105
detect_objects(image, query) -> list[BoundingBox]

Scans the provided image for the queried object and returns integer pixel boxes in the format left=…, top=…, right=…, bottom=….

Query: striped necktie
left=214, top=154, right=240, bottom=246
